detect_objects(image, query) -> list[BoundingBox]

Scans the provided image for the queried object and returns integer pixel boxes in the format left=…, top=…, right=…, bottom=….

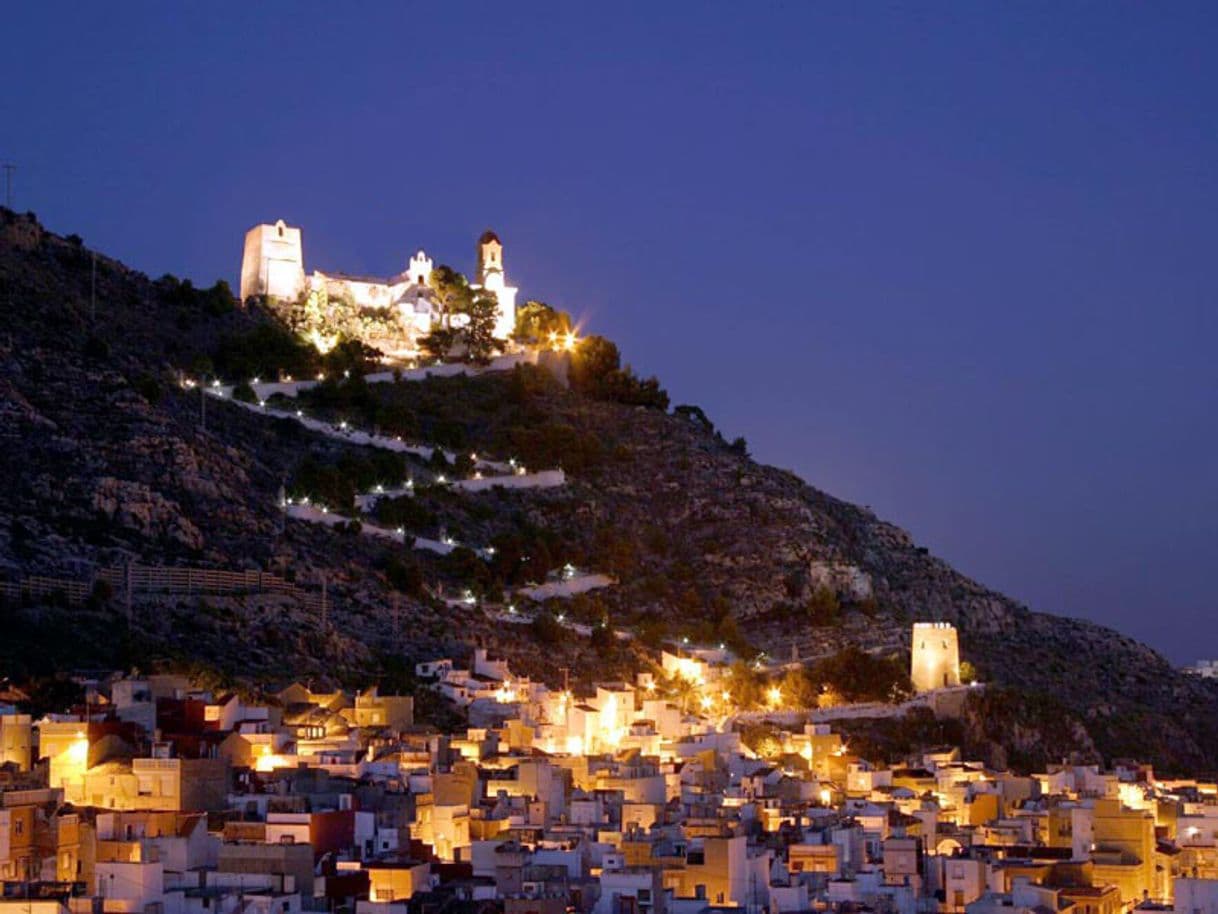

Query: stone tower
left=910, top=622, right=961, bottom=693
left=472, top=229, right=518, bottom=340
left=475, top=229, right=503, bottom=285
left=239, top=219, right=305, bottom=303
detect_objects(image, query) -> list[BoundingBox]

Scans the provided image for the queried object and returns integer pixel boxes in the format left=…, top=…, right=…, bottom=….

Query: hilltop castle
left=239, top=220, right=518, bottom=359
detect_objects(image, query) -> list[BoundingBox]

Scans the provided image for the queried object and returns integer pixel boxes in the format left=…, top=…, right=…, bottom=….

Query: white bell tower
left=473, top=229, right=517, bottom=339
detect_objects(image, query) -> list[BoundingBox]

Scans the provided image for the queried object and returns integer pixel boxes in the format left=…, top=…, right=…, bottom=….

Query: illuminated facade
left=238, top=220, right=518, bottom=359
left=911, top=622, right=961, bottom=692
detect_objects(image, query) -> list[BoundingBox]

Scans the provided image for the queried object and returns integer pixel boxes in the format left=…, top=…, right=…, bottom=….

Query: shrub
left=806, top=587, right=841, bottom=625
left=212, top=322, right=319, bottom=381
left=674, top=404, right=715, bottom=433
left=231, top=381, right=257, bottom=403
left=291, top=457, right=357, bottom=513
left=813, top=646, right=912, bottom=703
left=376, top=496, right=437, bottom=532
left=134, top=373, right=163, bottom=404
left=514, top=300, right=573, bottom=342
left=530, top=611, right=564, bottom=644
left=385, top=557, right=424, bottom=595
left=83, top=334, right=110, bottom=360
left=322, top=337, right=382, bottom=377
left=590, top=624, right=616, bottom=654
left=570, top=335, right=669, bottom=410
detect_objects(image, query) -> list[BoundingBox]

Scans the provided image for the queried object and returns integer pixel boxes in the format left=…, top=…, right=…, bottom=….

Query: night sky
left=4, top=3, right=1216, bottom=663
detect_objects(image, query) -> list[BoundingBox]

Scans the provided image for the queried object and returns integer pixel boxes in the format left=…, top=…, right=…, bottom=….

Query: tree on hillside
left=515, top=300, right=573, bottom=341
left=428, top=266, right=473, bottom=329
left=323, top=337, right=381, bottom=376
left=570, top=335, right=669, bottom=410
left=422, top=266, right=502, bottom=362
left=419, top=326, right=458, bottom=362
left=461, top=292, right=501, bottom=364
left=570, top=335, right=621, bottom=389
left=779, top=667, right=819, bottom=709
left=813, top=646, right=913, bottom=704
left=725, top=660, right=765, bottom=711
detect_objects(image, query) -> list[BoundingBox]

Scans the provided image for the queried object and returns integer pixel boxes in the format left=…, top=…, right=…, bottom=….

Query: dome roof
left=478, top=229, right=501, bottom=245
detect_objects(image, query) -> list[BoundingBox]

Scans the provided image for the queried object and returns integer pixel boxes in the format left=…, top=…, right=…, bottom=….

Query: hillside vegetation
left=2, top=207, right=1217, bottom=772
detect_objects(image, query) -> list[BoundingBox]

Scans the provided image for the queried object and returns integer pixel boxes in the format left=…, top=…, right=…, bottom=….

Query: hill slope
left=2, top=208, right=1216, bottom=771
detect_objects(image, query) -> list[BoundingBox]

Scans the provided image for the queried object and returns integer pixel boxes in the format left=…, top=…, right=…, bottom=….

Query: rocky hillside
left=3, top=207, right=1216, bottom=772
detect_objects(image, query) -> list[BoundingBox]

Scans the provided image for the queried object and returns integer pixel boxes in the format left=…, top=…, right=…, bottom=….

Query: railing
left=1, top=563, right=325, bottom=614
left=0, top=575, right=94, bottom=606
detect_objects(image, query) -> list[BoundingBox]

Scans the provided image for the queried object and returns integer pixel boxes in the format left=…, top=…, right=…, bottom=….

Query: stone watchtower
left=910, top=622, right=961, bottom=692
left=239, top=219, right=305, bottom=303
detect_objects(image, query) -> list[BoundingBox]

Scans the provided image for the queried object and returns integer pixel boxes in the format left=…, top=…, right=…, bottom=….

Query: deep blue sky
left=4, top=3, right=1216, bottom=662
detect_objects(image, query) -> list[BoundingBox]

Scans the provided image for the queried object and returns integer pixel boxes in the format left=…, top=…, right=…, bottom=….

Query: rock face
left=92, top=477, right=205, bottom=550
left=2, top=207, right=1218, bottom=771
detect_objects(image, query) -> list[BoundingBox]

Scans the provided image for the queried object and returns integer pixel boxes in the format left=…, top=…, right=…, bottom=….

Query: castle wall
left=318, top=273, right=408, bottom=310
left=911, top=622, right=961, bottom=693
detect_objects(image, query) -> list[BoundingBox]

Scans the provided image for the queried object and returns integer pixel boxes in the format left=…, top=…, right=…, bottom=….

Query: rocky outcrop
left=91, top=477, right=204, bottom=550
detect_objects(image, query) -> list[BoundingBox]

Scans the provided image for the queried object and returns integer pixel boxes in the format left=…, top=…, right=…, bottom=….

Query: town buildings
left=2, top=627, right=1216, bottom=914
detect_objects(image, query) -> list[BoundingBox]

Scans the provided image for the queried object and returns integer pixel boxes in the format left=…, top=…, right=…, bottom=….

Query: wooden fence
left=1, top=563, right=325, bottom=614
left=0, top=575, right=94, bottom=606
